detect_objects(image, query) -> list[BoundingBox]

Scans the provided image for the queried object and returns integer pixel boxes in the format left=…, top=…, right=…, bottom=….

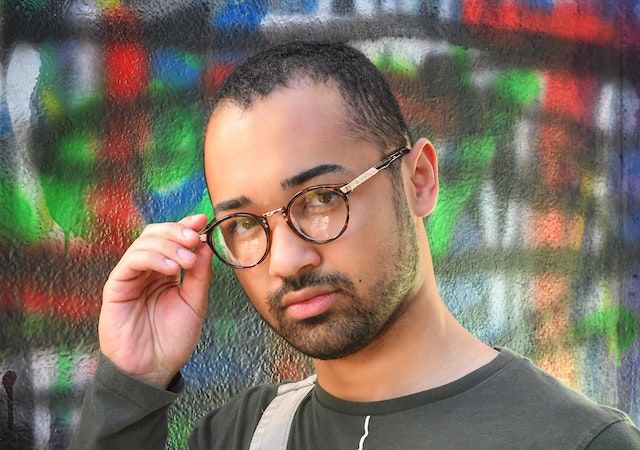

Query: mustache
left=267, top=271, right=356, bottom=309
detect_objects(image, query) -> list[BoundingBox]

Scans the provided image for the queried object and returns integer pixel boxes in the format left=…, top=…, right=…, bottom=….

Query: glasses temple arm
left=340, top=147, right=410, bottom=194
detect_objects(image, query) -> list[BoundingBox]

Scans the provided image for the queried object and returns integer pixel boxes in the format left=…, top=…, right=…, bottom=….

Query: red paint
left=203, top=63, right=237, bottom=100
left=543, top=72, right=596, bottom=125
left=463, top=0, right=614, bottom=45
left=23, top=287, right=101, bottom=321
left=104, top=41, right=149, bottom=104
left=530, top=209, right=581, bottom=249
left=538, top=121, right=582, bottom=190
left=102, top=111, right=149, bottom=162
left=89, top=182, right=142, bottom=253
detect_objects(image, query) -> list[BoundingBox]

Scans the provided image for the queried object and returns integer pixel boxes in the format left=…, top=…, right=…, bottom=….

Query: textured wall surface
left=1, top=0, right=639, bottom=448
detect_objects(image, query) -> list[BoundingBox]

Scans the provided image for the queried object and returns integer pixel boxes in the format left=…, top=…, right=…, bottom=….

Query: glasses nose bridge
left=262, top=205, right=287, bottom=220
left=260, top=205, right=293, bottom=234
left=261, top=204, right=309, bottom=243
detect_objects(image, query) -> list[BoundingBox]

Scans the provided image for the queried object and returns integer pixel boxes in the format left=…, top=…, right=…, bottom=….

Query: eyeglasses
left=199, top=147, right=410, bottom=268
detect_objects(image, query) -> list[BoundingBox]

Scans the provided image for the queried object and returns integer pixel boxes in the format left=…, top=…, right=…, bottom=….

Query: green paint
left=214, top=316, right=238, bottom=340
left=41, top=174, right=94, bottom=238
left=145, top=105, right=201, bottom=190
left=0, top=179, right=51, bottom=244
left=56, top=131, right=96, bottom=174
left=40, top=132, right=96, bottom=238
left=55, top=347, right=75, bottom=393
left=51, top=347, right=77, bottom=427
left=190, top=188, right=214, bottom=219
left=575, top=306, right=639, bottom=365
left=427, top=65, right=542, bottom=258
left=23, top=314, right=47, bottom=336
left=494, top=69, right=541, bottom=107
left=457, top=135, right=496, bottom=170
left=428, top=179, right=475, bottom=258
left=452, top=46, right=472, bottom=88
left=428, top=136, right=496, bottom=258
left=168, top=414, right=194, bottom=448
left=372, top=51, right=418, bottom=77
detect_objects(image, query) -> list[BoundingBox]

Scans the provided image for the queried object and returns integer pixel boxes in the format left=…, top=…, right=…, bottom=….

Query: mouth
left=282, top=288, right=338, bottom=320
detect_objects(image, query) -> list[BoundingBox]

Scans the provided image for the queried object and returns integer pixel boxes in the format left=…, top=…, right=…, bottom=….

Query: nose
left=267, top=217, right=322, bottom=278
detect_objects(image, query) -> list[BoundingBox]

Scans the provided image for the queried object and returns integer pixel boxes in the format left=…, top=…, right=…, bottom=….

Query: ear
left=403, top=138, right=438, bottom=217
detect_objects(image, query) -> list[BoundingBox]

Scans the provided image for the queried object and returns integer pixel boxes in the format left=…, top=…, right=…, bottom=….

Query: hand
left=99, top=214, right=213, bottom=389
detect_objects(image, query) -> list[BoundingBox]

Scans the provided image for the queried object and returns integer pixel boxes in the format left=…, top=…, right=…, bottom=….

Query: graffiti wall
left=1, top=0, right=638, bottom=448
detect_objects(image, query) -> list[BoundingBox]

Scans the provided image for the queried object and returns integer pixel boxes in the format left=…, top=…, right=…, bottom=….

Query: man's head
left=207, top=41, right=411, bottom=155
left=203, top=41, right=438, bottom=361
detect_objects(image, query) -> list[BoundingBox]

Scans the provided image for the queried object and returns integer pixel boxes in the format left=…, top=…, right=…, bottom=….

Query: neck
left=311, top=277, right=498, bottom=402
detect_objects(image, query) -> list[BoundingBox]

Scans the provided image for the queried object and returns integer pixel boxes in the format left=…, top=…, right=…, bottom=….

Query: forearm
left=71, top=352, right=183, bottom=450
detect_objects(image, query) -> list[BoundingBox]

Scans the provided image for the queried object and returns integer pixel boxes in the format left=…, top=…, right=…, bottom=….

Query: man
left=72, top=41, right=640, bottom=449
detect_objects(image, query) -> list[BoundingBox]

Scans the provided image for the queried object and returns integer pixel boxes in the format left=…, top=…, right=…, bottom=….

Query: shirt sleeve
left=585, top=417, right=640, bottom=449
left=70, top=352, right=183, bottom=450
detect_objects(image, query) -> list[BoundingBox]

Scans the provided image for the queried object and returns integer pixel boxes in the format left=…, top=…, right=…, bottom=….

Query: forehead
left=207, top=80, right=347, bottom=149
left=203, top=82, right=368, bottom=206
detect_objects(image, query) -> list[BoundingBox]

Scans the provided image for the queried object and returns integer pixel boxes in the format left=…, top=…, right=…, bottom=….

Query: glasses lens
left=289, top=187, right=348, bottom=242
left=211, top=214, right=268, bottom=267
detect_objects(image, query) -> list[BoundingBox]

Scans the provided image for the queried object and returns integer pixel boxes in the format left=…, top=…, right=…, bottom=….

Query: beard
left=265, top=193, right=420, bottom=360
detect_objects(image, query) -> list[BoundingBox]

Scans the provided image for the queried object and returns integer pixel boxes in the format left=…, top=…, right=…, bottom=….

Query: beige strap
left=249, top=375, right=317, bottom=450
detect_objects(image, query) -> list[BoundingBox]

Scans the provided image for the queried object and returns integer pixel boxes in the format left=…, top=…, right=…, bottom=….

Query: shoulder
left=585, top=417, right=640, bottom=449
left=188, top=382, right=280, bottom=449
left=491, top=348, right=640, bottom=447
left=494, top=349, right=616, bottom=416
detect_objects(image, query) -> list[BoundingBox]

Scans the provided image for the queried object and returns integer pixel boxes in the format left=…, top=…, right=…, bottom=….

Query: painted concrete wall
left=0, top=0, right=638, bottom=448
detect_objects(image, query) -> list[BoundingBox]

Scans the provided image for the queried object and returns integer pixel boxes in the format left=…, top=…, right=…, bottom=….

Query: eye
left=302, top=189, right=341, bottom=212
left=221, top=216, right=262, bottom=239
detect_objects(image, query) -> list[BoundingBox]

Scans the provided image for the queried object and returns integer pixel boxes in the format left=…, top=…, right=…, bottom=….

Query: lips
left=282, top=288, right=337, bottom=320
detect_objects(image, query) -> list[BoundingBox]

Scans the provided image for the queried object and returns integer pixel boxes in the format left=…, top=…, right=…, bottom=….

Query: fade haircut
left=207, top=41, right=412, bottom=154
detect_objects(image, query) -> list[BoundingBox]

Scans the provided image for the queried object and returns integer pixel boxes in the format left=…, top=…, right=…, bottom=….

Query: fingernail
left=182, top=228, right=198, bottom=240
left=178, top=248, right=195, bottom=261
left=164, top=257, right=178, bottom=268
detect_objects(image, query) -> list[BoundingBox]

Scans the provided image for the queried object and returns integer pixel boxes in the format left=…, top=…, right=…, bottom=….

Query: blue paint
left=0, top=99, right=13, bottom=139
left=213, top=0, right=267, bottom=32
left=151, top=49, right=201, bottom=91
left=623, top=148, right=640, bottom=243
left=136, top=173, right=208, bottom=223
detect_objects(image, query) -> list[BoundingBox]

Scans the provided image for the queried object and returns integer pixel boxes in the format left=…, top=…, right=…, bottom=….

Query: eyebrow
left=214, top=196, right=252, bottom=213
left=281, top=164, right=345, bottom=190
left=214, top=164, right=347, bottom=214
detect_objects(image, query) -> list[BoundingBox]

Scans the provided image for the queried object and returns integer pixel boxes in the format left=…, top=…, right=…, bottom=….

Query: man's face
left=204, top=81, right=420, bottom=360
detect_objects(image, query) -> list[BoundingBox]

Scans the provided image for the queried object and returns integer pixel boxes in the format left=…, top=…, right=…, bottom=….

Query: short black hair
left=207, top=41, right=411, bottom=152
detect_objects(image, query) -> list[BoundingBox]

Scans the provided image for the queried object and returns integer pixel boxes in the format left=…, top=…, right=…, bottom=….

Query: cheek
left=344, top=193, right=397, bottom=252
left=341, top=195, right=403, bottom=273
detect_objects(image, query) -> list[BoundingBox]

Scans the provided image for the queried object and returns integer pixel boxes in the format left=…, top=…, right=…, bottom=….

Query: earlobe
left=404, top=138, right=439, bottom=217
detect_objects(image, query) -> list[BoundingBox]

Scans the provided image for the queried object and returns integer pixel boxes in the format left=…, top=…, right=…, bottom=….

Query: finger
left=178, top=214, right=210, bottom=233
left=140, top=222, right=202, bottom=249
left=107, top=238, right=193, bottom=287
left=180, top=239, right=214, bottom=318
left=120, top=247, right=184, bottom=277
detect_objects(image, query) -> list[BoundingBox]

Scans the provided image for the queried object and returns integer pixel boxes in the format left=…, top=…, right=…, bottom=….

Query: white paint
left=30, top=348, right=57, bottom=450
left=479, top=180, right=498, bottom=247
left=595, top=83, right=616, bottom=135
left=5, top=43, right=48, bottom=218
